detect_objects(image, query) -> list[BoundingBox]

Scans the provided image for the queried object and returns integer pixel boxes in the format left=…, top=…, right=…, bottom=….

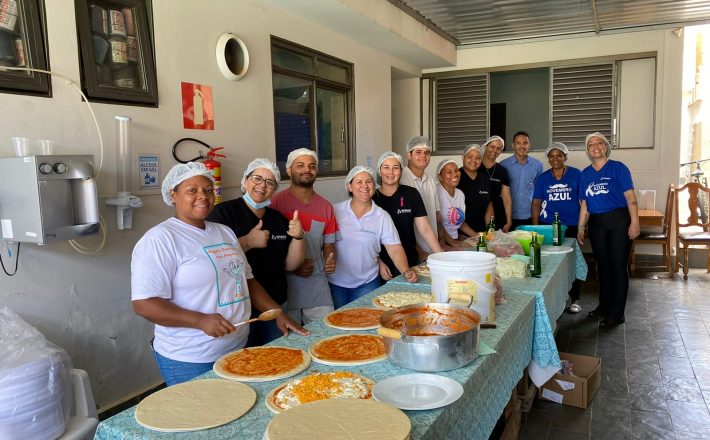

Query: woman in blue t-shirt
left=532, top=142, right=583, bottom=314
left=577, top=133, right=640, bottom=328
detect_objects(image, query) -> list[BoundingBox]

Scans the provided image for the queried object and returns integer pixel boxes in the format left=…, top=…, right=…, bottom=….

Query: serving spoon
left=232, top=308, right=282, bottom=328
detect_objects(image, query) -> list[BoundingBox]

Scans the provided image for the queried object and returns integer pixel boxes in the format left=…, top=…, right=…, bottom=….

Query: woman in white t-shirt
left=436, top=159, right=477, bottom=249
left=327, top=166, right=417, bottom=308
left=131, top=162, right=307, bottom=386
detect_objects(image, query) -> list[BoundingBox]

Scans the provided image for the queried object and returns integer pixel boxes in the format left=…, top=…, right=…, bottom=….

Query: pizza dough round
left=266, top=399, right=411, bottom=440
left=213, top=346, right=311, bottom=382
left=309, top=334, right=386, bottom=366
left=324, top=307, right=384, bottom=330
left=135, top=379, right=255, bottom=432
left=372, top=292, right=433, bottom=309
left=265, top=371, right=375, bottom=413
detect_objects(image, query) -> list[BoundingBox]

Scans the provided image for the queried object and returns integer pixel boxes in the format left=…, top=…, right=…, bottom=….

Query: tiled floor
left=520, top=269, right=710, bottom=439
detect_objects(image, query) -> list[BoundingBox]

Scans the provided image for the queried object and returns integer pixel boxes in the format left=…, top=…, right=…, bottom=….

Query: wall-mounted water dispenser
left=0, top=155, right=99, bottom=244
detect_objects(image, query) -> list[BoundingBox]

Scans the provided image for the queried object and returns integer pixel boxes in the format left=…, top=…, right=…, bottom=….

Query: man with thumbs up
left=272, top=148, right=341, bottom=325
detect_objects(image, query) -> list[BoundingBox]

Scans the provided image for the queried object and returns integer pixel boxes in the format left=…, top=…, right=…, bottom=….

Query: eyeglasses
left=249, top=174, right=277, bottom=189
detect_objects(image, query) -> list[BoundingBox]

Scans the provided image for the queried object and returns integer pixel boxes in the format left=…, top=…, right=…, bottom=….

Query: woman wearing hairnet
left=373, top=152, right=442, bottom=281
left=532, top=142, right=583, bottom=313
left=328, top=166, right=417, bottom=308
left=577, top=133, right=640, bottom=328
left=436, top=159, right=477, bottom=248
left=207, top=158, right=306, bottom=346
left=457, top=144, right=494, bottom=234
left=131, top=162, right=308, bottom=386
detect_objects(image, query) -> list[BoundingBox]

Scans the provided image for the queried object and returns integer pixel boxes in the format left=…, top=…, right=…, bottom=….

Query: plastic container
left=516, top=225, right=568, bottom=246
left=427, top=251, right=497, bottom=326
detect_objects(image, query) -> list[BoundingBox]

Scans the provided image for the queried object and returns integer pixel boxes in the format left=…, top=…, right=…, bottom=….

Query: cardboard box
left=537, top=352, right=601, bottom=409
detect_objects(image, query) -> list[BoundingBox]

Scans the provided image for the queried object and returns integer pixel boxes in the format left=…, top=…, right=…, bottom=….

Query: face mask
left=243, top=191, right=271, bottom=209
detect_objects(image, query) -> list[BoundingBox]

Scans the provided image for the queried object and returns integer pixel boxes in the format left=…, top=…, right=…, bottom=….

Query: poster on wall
left=139, top=154, right=160, bottom=190
left=181, top=82, right=214, bottom=130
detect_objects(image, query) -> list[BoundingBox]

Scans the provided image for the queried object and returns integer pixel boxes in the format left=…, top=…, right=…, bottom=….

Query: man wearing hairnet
left=207, top=158, right=306, bottom=345
left=271, top=148, right=341, bottom=325
left=399, top=136, right=440, bottom=260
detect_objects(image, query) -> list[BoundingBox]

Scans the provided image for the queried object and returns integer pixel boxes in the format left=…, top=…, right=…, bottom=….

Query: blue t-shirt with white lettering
left=579, top=160, right=634, bottom=214
left=533, top=166, right=581, bottom=226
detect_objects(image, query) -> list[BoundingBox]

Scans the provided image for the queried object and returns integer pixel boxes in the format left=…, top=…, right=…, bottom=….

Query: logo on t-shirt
left=204, top=243, right=249, bottom=306
left=271, top=234, right=288, bottom=240
left=585, top=181, right=609, bottom=198
left=397, top=208, right=412, bottom=214
left=546, top=183, right=573, bottom=201
left=446, top=207, right=465, bottom=227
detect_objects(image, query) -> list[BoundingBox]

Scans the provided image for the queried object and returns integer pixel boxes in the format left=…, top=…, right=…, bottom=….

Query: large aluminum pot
left=377, top=303, right=480, bottom=372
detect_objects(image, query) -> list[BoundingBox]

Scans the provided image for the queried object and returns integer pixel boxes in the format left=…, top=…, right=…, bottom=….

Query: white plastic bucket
left=427, top=251, right=497, bottom=325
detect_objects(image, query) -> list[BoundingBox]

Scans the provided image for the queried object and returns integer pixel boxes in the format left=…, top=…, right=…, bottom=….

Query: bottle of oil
left=529, top=232, right=542, bottom=276
left=487, top=216, right=496, bottom=234
left=476, top=232, right=487, bottom=252
left=552, top=212, right=563, bottom=246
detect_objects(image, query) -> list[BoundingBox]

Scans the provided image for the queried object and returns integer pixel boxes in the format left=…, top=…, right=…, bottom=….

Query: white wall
left=0, top=0, right=419, bottom=409
left=396, top=30, right=684, bottom=247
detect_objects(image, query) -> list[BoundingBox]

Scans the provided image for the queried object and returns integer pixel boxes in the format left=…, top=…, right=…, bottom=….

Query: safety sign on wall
left=139, top=154, right=160, bottom=190
left=181, top=82, right=214, bottom=130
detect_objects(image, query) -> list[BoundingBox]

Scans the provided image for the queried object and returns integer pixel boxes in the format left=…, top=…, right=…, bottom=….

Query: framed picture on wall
left=74, top=0, right=157, bottom=106
left=0, top=0, right=51, bottom=96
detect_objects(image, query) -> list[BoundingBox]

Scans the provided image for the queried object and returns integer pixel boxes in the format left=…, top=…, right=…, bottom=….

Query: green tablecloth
left=95, top=240, right=586, bottom=439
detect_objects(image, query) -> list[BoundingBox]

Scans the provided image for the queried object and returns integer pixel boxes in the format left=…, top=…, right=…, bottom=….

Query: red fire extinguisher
left=203, top=147, right=226, bottom=204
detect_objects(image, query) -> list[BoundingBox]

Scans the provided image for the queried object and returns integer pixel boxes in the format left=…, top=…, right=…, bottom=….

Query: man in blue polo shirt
left=500, top=131, right=543, bottom=229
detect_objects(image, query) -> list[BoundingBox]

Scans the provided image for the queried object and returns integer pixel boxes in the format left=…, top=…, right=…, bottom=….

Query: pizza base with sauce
left=309, top=334, right=386, bottom=366
left=324, top=307, right=384, bottom=330
left=265, top=371, right=375, bottom=413
left=372, top=291, right=433, bottom=309
left=213, top=346, right=311, bottom=382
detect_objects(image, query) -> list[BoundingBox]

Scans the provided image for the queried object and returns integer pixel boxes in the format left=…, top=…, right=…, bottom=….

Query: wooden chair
left=675, top=182, right=710, bottom=280
left=630, top=184, right=674, bottom=274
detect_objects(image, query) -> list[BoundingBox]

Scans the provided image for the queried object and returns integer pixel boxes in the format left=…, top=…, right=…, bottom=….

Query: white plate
left=372, top=374, right=463, bottom=410
left=541, top=245, right=573, bottom=255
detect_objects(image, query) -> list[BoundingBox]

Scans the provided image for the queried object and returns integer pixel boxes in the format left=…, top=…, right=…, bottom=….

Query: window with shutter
left=433, top=74, right=488, bottom=153
left=551, top=64, right=615, bottom=149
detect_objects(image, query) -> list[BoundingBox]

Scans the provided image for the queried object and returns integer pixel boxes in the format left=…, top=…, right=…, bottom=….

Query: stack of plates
left=0, top=356, right=69, bottom=439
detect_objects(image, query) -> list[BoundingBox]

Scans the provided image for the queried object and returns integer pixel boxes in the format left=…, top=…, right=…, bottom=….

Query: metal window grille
left=433, top=74, right=488, bottom=152
left=551, top=63, right=615, bottom=149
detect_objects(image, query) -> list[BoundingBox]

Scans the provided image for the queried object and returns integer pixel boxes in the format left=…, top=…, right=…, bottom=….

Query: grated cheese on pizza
left=374, top=292, right=433, bottom=308
left=273, top=372, right=373, bottom=411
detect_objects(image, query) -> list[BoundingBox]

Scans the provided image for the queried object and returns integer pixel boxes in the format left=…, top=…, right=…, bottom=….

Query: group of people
left=130, top=132, right=640, bottom=386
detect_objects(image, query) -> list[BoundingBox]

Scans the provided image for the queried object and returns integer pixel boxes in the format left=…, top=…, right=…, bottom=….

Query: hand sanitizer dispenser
left=0, top=155, right=99, bottom=244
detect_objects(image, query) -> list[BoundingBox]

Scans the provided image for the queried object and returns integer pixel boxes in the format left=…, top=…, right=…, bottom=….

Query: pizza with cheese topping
left=324, top=308, right=383, bottom=330
left=309, top=334, right=386, bottom=366
left=213, top=346, right=311, bottom=382
left=372, top=291, right=433, bottom=309
left=265, top=371, right=375, bottom=413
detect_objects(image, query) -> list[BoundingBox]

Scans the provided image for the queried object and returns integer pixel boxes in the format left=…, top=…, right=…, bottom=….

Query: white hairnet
left=376, top=151, right=403, bottom=185
left=545, top=142, right=569, bottom=160
left=585, top=132, right=611, bottom=159
left=436, top=159, right=458, bottom=176
left=161, top=162, right=214, bottom=206
left=463, top=143, right=483, bottom=158
left=482, top=135, right=505, bottom=148
left=345, top=165, right=375, bottom=193
left=406, top=136, right=432, bottom=152
left=285, top=148, right=318, bottom=169
left=241, top=158, right=281, bottom=192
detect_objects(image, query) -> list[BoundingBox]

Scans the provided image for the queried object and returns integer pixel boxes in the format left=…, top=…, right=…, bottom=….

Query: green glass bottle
left=487, top=216, right=496, bottom=234
left=476, top=232, right=487, bottom=252
left=552, top=212, right=563, bottom=246
left=529, top=232, right=542, bottom=276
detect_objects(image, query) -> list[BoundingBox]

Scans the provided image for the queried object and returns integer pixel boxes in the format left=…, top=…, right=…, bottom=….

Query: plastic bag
left=494, top=272, right=505, bottom=305
left=0, top=307, right=73, bottom=440
left=488, top=230, right=524, bottom=257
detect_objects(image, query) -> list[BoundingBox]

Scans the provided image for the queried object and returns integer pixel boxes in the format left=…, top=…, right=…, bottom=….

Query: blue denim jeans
left=153, top=350, right=214, bottom=386
left=329, top=277, right=383, bottom=309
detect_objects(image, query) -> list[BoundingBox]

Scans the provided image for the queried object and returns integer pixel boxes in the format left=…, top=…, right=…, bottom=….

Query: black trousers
left=588, top=208, right=633, bottom=320
left=565, top=226, right=581, bottom=302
